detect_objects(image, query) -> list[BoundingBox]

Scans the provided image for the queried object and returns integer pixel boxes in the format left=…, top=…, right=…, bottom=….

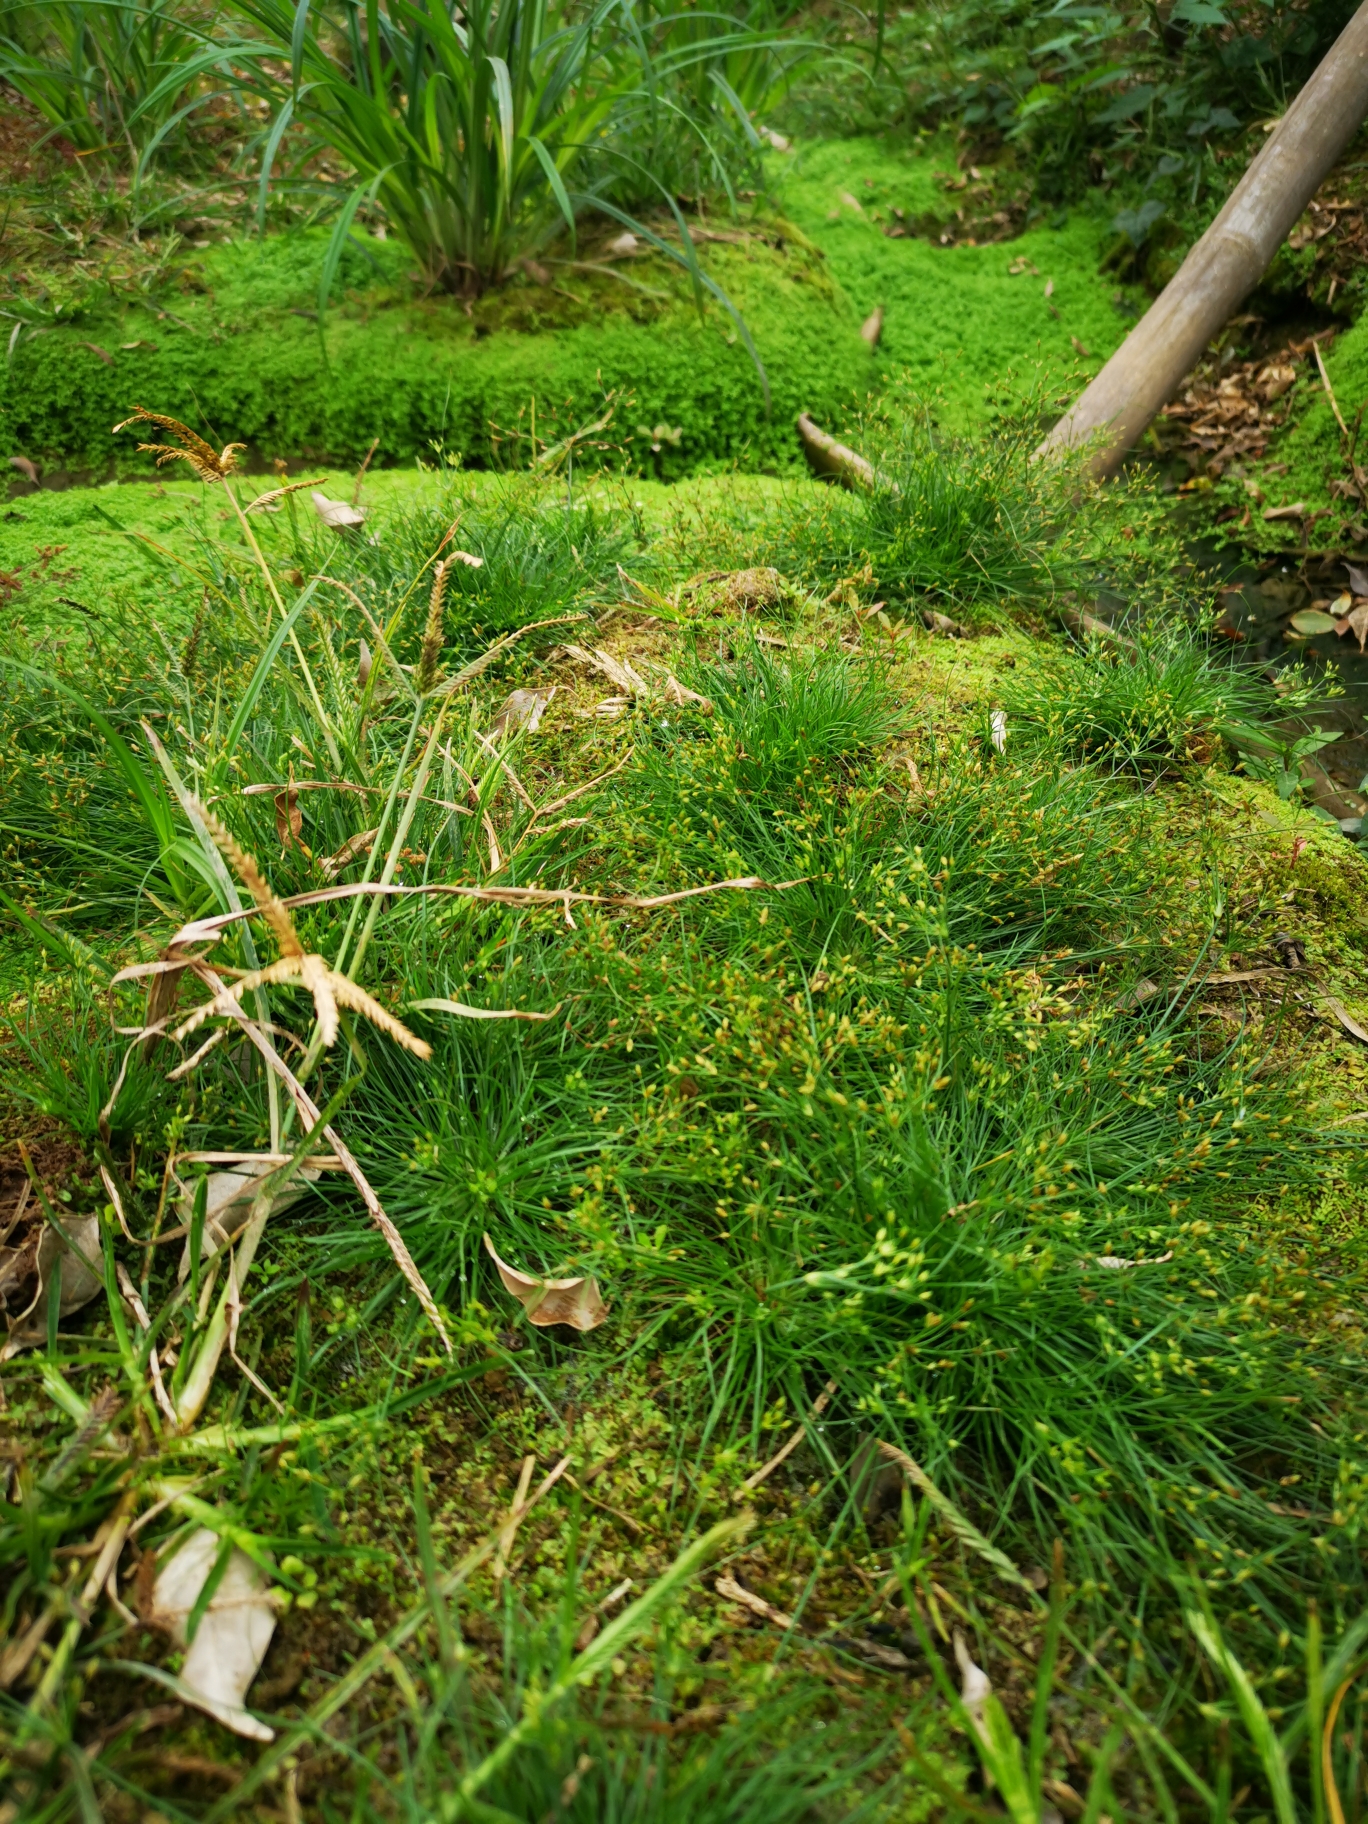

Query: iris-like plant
left=228, top=0, right=794, bottom=374
left=0, top=0, right=222, bottom=163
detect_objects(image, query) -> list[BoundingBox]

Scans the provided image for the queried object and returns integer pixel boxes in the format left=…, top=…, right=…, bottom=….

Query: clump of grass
left=1002, top=628, right=1296, bottom=772
left=772, top=396, right=1075, bottom=613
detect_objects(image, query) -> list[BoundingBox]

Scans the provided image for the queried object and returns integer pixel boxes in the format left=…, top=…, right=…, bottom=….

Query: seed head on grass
left=174, top=802, right=432, bottom=1060
left=112, top=408, right=245, bottom=482
left=416, top=558, right=449, bottom=695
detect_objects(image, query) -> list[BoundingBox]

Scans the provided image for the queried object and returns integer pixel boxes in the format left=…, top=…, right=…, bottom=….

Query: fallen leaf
left=150, top=1528, right=279, bottom=1741
left=1323, top=995, right=1368, bottom=1043
left=562, top=643, right=648, bottom=697
left=175, top=1165, right=320, bottom=1281
left=0, top=1205, right=102, bottom=1355
left=1347, top=563, right=1368, bottom=595
left=605, top=231, right=639, bottom=256
left=861, top=305, right=884, bottom=349
left=1263, top=502, right=1308, bottom=521
left=839, top=190, right=864, bottom=212
left=922, top=610, right=969, bottom=637
left=1070, top=336, right=1092, bottom=359
left=1347, top=602, right=1368, bottom=650
left=488, top=686, right=555, bottom=737
left=312, top=491, right=366, bottom=529
left=8, top=455, right=38, bottom=484
left=1291, top=609, right=1338, bottom=634
left=762, top=127, right=791, bottom=152
left=483, top=1232, right=608, bottom=1330
left=990, top=709, right=1007, bottom=754
left=79, top=341, right=113, bottom=365
left=1043, top=278, right=1054, bottom=299
left=273, top=786, right=304, bottom=849
left=357, top=639, right=373, bottom=692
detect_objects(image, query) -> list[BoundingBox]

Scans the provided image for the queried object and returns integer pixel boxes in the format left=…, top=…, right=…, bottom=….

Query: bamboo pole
left=1040, top=1, right=1368, bottom=479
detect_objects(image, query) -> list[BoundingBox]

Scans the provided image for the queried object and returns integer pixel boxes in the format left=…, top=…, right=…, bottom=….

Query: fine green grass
left=3, top=417, right=1368, bottom=1821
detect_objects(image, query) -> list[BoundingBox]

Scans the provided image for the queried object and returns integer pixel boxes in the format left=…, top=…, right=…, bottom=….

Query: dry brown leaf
left=312, top=491, right=366, bottom=529
left=563, top=643, right=648, bottom=696
left=1323, top=995, right=1368, bottom=1043
left=150, top=1528, right=279, bottom=1741
left=489, top=686, right=556, bottom=737
left=482, top=1232, right=608, bottom=1330
left=0, top=1207, right=102, bottom=1357
left=9, top=455, right=38, bottom=484
left=1263, top=502, right=1308, bottom=521
left=860, top=305, right=884, bottom=349
left=273, top=787, right=305, bottom=851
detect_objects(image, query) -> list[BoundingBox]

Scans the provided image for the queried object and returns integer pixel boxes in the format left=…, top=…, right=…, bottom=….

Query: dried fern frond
left=416, top=558, right=449, bottom=695
left=112, top=408, right=245, bottom=482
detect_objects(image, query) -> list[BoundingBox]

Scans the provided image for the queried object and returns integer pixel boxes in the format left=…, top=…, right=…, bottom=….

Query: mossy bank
left=2, top=137, right=1135, bottom=483
left=1, top=225, right=873, bottom=482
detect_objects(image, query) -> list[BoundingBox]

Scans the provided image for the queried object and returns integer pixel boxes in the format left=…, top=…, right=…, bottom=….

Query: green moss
left=0, top=226, right=873, bottom=482
left=772, top=135, right=1132, bottom=424
left=1250, top=316, right=1368, bottom=519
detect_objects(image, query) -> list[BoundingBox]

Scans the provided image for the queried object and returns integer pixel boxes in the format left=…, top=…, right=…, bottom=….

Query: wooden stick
left=1041, top=1, right=1368, bottom=478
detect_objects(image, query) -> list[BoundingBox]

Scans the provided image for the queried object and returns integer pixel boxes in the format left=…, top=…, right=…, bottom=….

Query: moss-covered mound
left=771, top=136, right=1132, bottom=424
left=0, top=226, right=873, bottom=482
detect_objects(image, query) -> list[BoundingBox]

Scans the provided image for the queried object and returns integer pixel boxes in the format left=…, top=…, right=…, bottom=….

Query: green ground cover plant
left=3, top=399, right=1368, bottom=1819
left=0, top=224, right=871, bottom=479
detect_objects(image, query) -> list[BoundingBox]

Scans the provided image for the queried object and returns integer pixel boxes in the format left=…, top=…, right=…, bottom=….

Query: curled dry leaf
left=952, top=1628, right=993, bottom=1750
left=1263, top=502, right=1308, bottom=522
left=489, top=686, right=556, bottom=737
left=273, top=786, right=305, bottom=850
left=990, top=710, right=1007, bottom=754
left=9, top=455, right=38, bottom=484
left=312, top=491, right=366, bottom=529
left=483, top=1232, right=608, bottom=1330
left=860, top=305, right=884, bottom=350
left=0, top=1206, right=102, bottom=1357
left=174, top=1163, right=323, bottom=1282
left=1323, top=995, right=1368, bottom=1043
left=150, top=1528, right=279, bottom=1741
